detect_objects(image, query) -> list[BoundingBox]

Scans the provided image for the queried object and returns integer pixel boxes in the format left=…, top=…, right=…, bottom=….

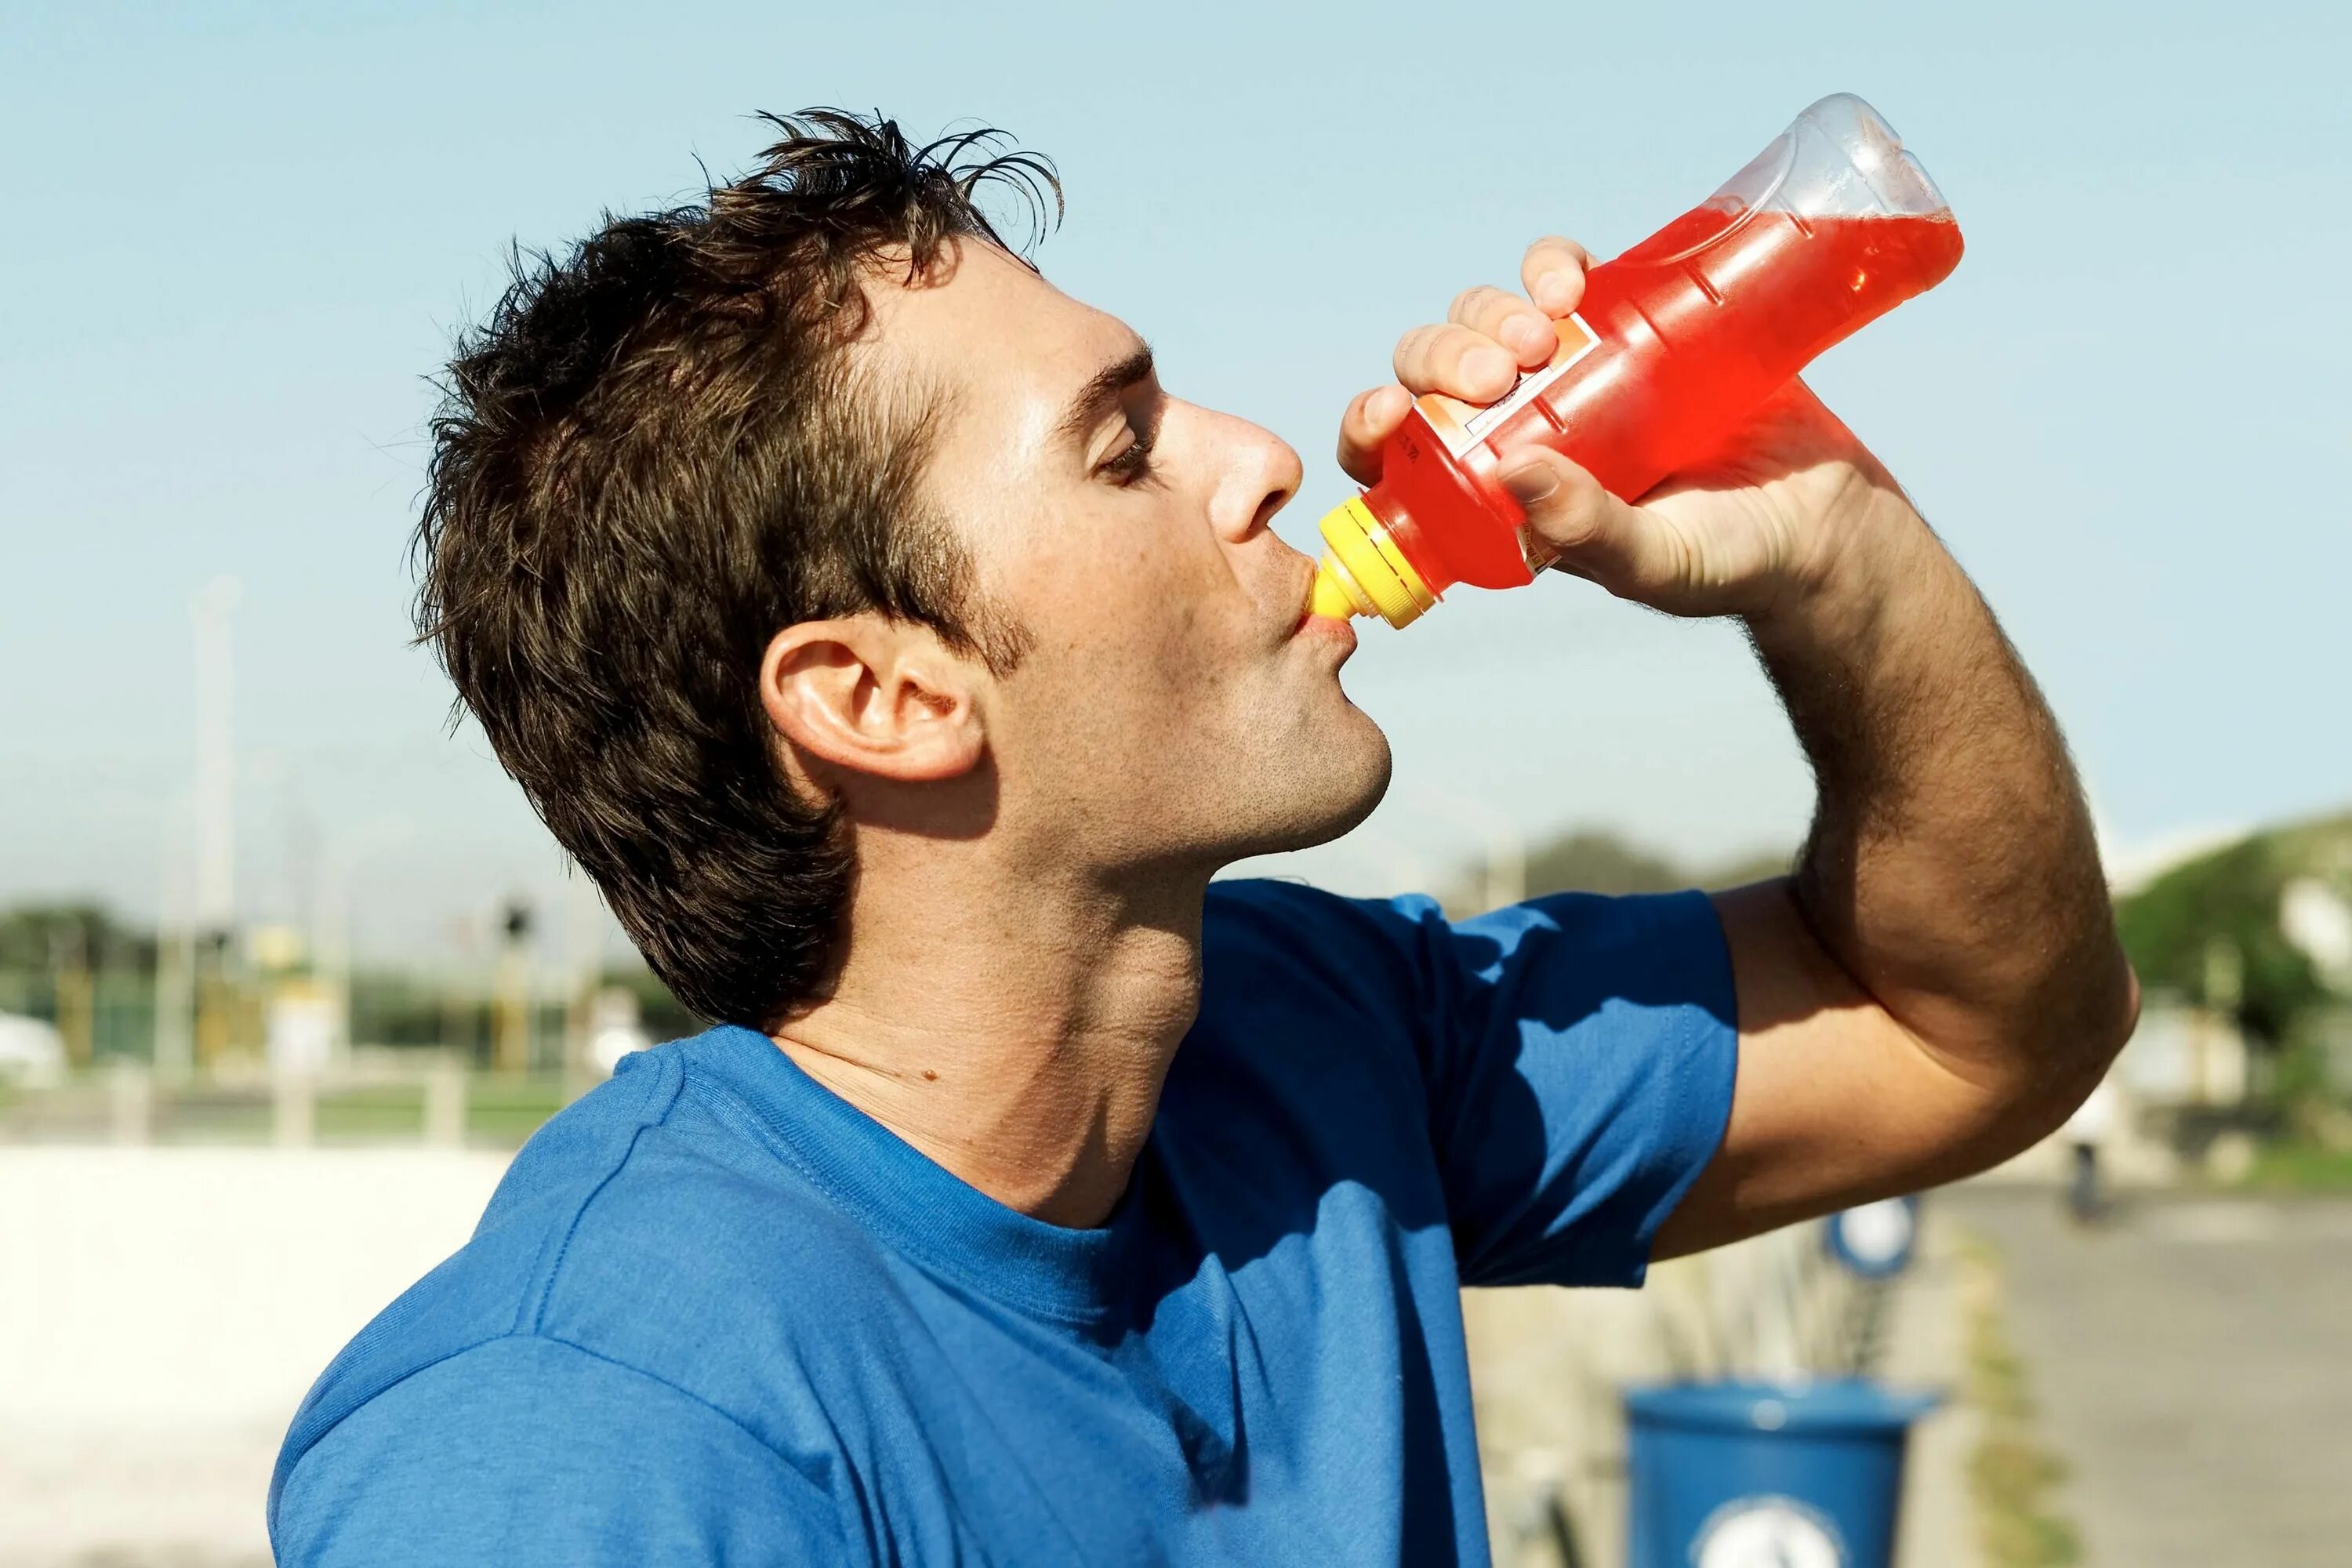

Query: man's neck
left=770, top=852, right=1209, bottom=1229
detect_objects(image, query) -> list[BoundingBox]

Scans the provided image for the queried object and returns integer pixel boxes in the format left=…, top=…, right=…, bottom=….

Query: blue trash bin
left=1624, top=1377, right=1940, bottom=1568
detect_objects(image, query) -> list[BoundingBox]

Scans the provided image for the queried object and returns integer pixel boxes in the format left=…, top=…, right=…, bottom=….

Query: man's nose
left=1208, top=416, right=1303, bottom=545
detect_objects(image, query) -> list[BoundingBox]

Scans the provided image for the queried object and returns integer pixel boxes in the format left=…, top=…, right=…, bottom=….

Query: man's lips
left=1293, top=582, right=1357, bottom=652
left=1298, top=612, right=1357, bottom=652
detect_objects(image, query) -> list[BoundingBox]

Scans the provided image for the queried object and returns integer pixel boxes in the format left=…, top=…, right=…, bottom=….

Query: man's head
left=418, top=112, right=1388, bottom=1029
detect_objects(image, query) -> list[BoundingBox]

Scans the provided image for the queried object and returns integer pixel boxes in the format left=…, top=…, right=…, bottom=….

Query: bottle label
left=1415, top=311, right=1599, bottom=459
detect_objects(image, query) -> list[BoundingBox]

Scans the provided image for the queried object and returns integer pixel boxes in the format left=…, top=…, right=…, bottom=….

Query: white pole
left=314, top=851, right=352, bottom=1069
left=190, top=576, right=241, bottom=938
left=151, top=793, right=195, bottom=1083
left=563, top=866, right=606, bottom=1085
left=314, top=815, right=416, bottom=1067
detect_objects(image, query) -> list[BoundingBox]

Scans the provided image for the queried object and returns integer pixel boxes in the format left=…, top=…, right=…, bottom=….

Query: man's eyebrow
left=1054, top=343, right=1156, bottom=448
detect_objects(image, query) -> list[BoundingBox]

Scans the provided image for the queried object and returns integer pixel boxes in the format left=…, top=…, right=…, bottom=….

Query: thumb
left=1495, top=447, right=1687, bottom=598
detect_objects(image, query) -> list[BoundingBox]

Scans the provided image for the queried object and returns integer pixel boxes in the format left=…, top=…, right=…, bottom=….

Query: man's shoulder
left=272, top=1032, right=900, bottom=1506
left=1203, top=873, right=1436, bottom=930
left=268, top=1330, right=844, bottom=1564
left=1187, top=877, right=1731, bottom=1090
left=1200, top=877, right=1442, bottom=1007
left=1179, top=880, right=1452, bottom=1144
left=1203, top=876, right=1724, bottom=985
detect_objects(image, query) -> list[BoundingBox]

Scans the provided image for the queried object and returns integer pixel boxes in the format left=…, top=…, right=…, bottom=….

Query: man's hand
left=1334, top=235, right=1909, bottom=622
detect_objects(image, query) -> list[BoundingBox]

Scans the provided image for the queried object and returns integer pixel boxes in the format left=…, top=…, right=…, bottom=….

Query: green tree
left=0, top=903, right=155, bottom=974
left=2116, top=830, right=2333, bottom=1046
left=1518, top=829, right=1793, bottom=900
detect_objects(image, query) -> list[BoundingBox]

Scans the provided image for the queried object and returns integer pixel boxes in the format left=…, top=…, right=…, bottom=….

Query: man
left=270, top=113, right=2133, bottom=1565
left=2063, top=1073, right=2122, bottom=1221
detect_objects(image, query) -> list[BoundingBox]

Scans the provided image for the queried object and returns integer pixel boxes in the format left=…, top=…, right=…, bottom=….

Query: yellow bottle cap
left=1310, top=496, right=1436, bottom=629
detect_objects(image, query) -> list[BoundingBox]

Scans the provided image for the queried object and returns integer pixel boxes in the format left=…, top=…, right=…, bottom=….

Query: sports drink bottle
left=1308, top=93, right=1963, bottom=628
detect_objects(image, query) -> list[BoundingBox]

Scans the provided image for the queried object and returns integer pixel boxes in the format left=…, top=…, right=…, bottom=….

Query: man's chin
left=1221, top=723, right=1392, bottom=862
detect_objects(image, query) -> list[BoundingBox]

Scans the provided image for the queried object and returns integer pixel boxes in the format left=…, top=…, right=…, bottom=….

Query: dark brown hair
left=415, top=111, right=1057, bottom=1028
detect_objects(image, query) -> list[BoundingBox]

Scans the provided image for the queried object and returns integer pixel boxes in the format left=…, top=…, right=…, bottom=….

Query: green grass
left=1962, top=1234, right=2082, bottom=1568
left=316, top=1076, right=571, bottom=1144
left=0, top=1069, right=575, bottom=1145
left=2233, top=1140, right=2352, bottom=1192
left=162, top=1097, right=274, bottom=1143
left=464, top=1076, right=571, bottom=1143
left=318, top=1084, right=427, bottom=1138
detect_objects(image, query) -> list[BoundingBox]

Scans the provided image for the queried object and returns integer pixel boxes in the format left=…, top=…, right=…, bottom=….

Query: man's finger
left=1446, top=285, right=1558, bottom=368
left=1393, top=323, right=1518, bottom=405
left=1335, top=385, right=1410, bottom=487
left=1520, top=236, right=1593, bottom=318
left=1494, top=445, right=1686, bottom=600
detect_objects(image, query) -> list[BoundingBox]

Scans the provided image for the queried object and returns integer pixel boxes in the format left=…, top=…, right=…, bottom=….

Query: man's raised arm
left=1647, top=384, right=2137, bottom=1254
left=1334, top=237, right=2137, bottom=1258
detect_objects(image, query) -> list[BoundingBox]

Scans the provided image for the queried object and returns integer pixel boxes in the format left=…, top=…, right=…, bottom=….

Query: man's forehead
left=864, top=241, right=1138, bottom=431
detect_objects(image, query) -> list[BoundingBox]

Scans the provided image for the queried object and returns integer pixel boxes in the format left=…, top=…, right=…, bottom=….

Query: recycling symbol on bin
left=1692, top=1494, right=1844, bottom=1568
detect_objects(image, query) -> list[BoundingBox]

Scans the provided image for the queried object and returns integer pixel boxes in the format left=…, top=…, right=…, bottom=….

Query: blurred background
left=3, top=1, right=2345, bottom=1563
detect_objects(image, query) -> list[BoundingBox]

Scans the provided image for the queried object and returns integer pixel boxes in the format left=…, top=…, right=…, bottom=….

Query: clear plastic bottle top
left=1310, top=93, right=1962, bottom=630
left=1624, top=92, right=1954, bottom=270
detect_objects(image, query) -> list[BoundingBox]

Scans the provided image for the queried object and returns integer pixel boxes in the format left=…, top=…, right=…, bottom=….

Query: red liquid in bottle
left=1356, top=205, right=1964, bottom=599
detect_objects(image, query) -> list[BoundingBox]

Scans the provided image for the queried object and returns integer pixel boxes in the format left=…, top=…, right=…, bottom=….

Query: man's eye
left=1102, top=423, right=1156, bottom=484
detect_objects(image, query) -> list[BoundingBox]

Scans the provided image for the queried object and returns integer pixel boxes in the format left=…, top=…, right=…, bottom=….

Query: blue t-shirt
left=270, top=880, right=1736, bottom=1566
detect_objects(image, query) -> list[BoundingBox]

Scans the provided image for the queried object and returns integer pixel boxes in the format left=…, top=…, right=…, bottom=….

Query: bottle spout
left=1308, top=561, right=1367, bottom=621
left=1313, top=497, right=1436, bottom=629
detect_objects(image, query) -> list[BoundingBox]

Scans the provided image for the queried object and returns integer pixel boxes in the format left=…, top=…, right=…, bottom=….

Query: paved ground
left=1951, top=1184, right=2352, bottom=1568
left=1881, top=1215, right=1981, bottom=1568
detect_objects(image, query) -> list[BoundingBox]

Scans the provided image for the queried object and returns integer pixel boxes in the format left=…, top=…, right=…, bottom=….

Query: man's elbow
left=1981, top=947, right=2140, bottom=1160
left=2103, top=956, right=2144, bottom=1061
left=2048, top=942, right=2140, bottom=1085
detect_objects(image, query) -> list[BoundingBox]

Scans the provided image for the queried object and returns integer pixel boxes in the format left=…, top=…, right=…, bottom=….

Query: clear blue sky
left=4, top=0, right=2345, bottom=963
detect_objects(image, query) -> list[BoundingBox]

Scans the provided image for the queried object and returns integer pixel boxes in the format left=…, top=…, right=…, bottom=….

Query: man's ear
left=758, top=616, right=986, bottom=784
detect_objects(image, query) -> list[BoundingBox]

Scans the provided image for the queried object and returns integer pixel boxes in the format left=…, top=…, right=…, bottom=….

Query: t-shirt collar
left=687, top=1024, right=1148, bottom=1326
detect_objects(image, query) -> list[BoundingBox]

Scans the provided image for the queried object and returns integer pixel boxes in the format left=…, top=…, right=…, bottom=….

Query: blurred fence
left=0, top=1058, right=578, bottom=1149
left=0, top=968, right=158, bottom=1062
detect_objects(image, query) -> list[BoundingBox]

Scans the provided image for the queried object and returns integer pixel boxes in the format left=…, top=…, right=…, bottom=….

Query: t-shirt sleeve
left=1385, top=888, right=1739, bottom=1290
left=270, top=1334, right=842, bottom=1567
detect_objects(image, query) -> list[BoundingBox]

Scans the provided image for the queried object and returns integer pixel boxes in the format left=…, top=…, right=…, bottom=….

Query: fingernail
left=1367, top=386, right=1406, bottom=425
left=1500, top=457, right=1557, bottom=505
left=1503, top=314, right=1550, bottom=358
left=1465, top=346, right=1515, bottom=391
left=1534, top=270, right=1573, bottom=313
